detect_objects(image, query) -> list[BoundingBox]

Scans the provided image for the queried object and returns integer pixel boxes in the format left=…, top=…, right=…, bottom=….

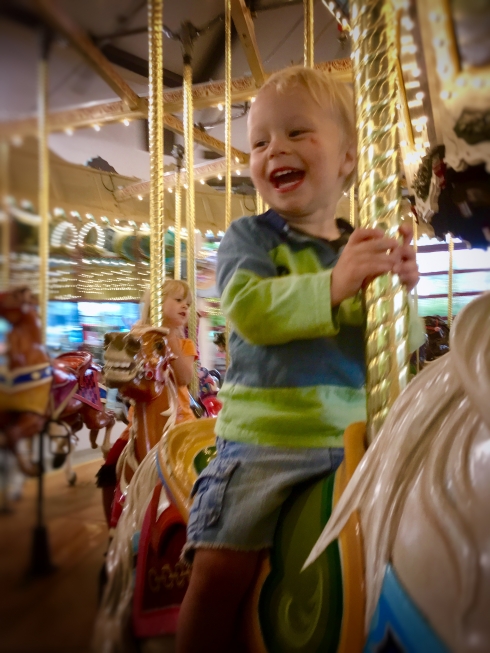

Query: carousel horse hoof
left=68, top=471, right=77, bottom=486
left=52, top=452, right=67, bottom=469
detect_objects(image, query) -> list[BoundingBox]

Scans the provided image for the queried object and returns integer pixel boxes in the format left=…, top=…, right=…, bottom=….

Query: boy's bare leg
left=176, top=548, right=261, bottom=653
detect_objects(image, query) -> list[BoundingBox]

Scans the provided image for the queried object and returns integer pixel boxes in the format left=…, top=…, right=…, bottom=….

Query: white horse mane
left=306, top=292, right=490, bottom=645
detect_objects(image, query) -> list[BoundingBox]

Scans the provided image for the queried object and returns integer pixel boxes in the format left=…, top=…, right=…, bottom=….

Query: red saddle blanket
left=132, top=483, right=189, bottom=638
left=51, top=352, right=102, bottom=416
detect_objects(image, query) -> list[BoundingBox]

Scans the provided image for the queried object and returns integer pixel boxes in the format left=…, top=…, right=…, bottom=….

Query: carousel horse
left=96, top=291, right=489, bottom=653
left=0, top=287, right=116, bottom=481
left=98, top=325, right=178, bottom=528
left=198, top=366, right=222, bottom=417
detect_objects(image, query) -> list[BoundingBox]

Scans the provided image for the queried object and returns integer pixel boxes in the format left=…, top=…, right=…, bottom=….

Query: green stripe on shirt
left=215, top=383, right=367, bottom=448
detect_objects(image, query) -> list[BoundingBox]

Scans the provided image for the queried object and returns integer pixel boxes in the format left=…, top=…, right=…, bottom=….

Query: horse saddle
left=53, top=351, right=93, bottom=387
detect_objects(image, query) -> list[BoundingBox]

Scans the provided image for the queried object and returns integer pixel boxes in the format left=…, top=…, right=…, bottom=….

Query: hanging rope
left=148, top=0, right=165, bottom=326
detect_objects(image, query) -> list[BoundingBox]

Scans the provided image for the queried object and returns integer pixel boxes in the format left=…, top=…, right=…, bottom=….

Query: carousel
left=0, top=0, right=489, bottom=652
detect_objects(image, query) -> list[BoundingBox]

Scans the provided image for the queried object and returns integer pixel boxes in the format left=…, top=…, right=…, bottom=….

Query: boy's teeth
left=281, top=180, right=296, bottom=187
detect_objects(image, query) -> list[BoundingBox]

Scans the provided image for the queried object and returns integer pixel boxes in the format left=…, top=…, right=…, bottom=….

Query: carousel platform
left=0, top=458, right=107, bottom=653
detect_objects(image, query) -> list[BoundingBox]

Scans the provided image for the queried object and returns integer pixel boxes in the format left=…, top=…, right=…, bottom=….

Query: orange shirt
left=176, top=338, right=198, bottom=424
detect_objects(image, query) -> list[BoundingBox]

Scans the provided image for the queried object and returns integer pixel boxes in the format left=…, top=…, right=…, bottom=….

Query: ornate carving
left=454, top=108, right=490, bottom=146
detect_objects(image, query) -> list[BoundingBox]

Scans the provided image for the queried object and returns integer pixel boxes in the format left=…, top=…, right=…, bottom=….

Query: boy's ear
left=340, top=141, right=357, bottom=178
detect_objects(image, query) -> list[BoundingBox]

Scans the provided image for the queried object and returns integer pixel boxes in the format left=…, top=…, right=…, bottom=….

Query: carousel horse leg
left=63, top=432, right=78, bottom=487
left=28, top=423, right=56, bottom=577
left=100, top=423, right=114, bottom=460
left=0, top=445, right=12, bottom=514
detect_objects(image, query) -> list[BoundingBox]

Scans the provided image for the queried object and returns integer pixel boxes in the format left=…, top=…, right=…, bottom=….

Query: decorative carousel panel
left=420, top=0, right=490, bottom=172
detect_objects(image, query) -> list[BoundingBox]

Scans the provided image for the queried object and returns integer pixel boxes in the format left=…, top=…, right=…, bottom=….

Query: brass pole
left=225, top=0, right=233, bottom=368
left=38, top=30, right=51, bottom=342
left=0, top=142, right=9, bottom=291
left=148, top=0, right=165, bottom=326
left=351, top=0, right=409, bottom=442
left=448, top=234, right=454, bottom=328
left=412, top=213, right=419, bottom=373
left=256, top=190, right=264, bottom=216
left=174, top=167, right=182, bottom=279
left=184, top=60, right=198, bottom=396
left=304, top=0, right=314, bottom=67
left=349, top=184, right=356, bottom=227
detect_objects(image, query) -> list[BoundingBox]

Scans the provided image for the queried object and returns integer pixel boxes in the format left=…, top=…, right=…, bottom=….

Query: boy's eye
left=253, top=140, right=267, bottom=149
left=289, top=129, right=305, bottom=137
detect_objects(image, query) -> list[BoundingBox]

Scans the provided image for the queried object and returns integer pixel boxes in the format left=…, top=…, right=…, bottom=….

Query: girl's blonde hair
left=139, top=279, right=192, bottom=325
left=161, top=279, right=192, bottom=304
left=255, top=65, right=356, bottom=189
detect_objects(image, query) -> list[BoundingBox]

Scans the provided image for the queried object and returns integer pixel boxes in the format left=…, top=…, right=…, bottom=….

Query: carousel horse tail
left=93, top=442, right=161, bottom=653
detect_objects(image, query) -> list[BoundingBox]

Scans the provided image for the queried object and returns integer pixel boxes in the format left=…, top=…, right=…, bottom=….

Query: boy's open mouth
left=270, top=167, right=305, bottom=192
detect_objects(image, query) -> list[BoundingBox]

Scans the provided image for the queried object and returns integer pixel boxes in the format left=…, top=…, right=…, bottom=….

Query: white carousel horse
left=307, top=291, right=490, bottom=653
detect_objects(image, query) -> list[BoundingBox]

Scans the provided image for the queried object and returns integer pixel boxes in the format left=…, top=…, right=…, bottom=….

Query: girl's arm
left=167, top=331, right=194, bottom=386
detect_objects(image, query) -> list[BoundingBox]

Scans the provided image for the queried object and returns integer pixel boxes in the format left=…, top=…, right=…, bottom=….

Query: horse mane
left=306, top=292, right=490, bottom=640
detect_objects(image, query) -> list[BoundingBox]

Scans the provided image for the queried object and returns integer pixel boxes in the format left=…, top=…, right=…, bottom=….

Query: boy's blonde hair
left=256, top=66, right=356, bottom=189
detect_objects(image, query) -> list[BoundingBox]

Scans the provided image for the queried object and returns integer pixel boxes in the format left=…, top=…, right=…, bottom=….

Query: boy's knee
left=191, top=547, right=261, bottom=592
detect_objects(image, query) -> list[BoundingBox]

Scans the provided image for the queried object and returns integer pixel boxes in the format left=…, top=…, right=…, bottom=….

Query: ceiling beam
left=100, top=44, right=183, bottom=87
left=163, top=115, right=249, bottom=164
left=231, top=0, right=266, bottom=86
left=114, top=158, right=248, bottom=202
left=0, top=59, right=352, bottom=139
left=32, top=0, right=142, bottom=111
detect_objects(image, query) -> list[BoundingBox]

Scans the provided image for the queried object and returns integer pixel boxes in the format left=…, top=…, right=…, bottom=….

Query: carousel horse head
left=309, top=291, right=490, bottom=653
left=0, top=286, right=36, bottom=327
left=103, top=325, right=172, bottom=403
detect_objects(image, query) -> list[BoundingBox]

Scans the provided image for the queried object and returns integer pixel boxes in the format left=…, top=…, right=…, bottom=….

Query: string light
left=200, top=179, right=205, bottom=184
left=93, top=124, right=101, bottom=132
left=217, top=174, right=222, bottom=181
left=217, top=103, right=223, bottom=111
left=236, top=170, right=241, bottom=175
left=65, top=128, right=74, bottom=136
left=123, top=119, right=130, bottom=126
left=137, top=195, right=143, bottom=201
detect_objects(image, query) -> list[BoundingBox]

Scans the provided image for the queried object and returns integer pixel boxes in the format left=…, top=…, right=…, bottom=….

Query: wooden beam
left=163, top=114, right=249, bottom=164
left=33, top=0, right=142, bottom=111
left=114, top=158, right=248, bottom=202
left=230, top=0, right=266, bottom=86
left=0, top=59, right=352, bottom=139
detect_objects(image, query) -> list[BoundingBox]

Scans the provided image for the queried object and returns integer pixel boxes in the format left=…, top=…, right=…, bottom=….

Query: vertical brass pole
left=38, top=30, right=50, bottom=342
left=184, top=61, right=198, bottom=395
left=225, top=0, right=232, bottom=368
left=148, top=0, right=165, bottom=326
left=349, top=185, right=356, bottom=227
left=448, top=234, right=454, bottom=328
left=0, top=142, right=9, bottom=291
left=304, top=0, right=314, bottom=67
left=256, top=190, right=264, bottom=216
left=351, top=0, right=409, bottom=442
left=174, top=167, right=182, bottom=279
left=412, top=214, right=419, bottom=373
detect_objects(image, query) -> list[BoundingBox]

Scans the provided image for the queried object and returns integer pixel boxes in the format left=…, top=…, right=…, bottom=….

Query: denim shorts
left=183, top=437, right=344, bottom=562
